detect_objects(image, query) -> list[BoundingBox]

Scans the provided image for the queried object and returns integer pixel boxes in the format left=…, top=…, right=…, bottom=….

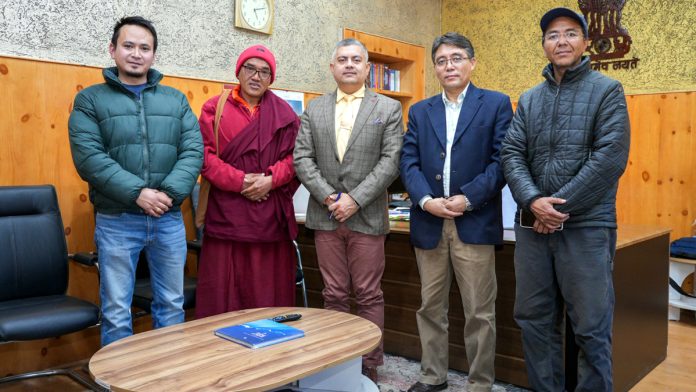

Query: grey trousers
left=513, top=225, right=616, bottom=392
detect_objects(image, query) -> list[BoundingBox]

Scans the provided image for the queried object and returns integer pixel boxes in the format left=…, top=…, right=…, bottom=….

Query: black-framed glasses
left=241, top=64, right=272, bottom=80
left=434, top=56, right=469, bottom=68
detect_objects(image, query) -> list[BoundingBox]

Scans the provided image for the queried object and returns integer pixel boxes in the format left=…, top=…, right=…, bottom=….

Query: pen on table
left=328, top=192, right=342, bottom=220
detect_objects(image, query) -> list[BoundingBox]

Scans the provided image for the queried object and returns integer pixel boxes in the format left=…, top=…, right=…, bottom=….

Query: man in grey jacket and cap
left=501, top=7, right=630, bottom=392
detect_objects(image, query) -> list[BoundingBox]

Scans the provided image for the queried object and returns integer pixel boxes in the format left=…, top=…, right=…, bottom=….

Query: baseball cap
left=540, top=7, right=588, bottom=37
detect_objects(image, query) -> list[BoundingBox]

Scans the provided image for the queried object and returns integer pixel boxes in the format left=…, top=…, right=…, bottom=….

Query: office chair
left=0, top=185, right=102, bottom=390
left=294, top=240, right=308, bottom=307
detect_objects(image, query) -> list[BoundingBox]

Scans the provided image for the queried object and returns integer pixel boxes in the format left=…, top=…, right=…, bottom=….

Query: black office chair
left=0, top=185, right=102, bottom=390
left=294, top=240, right=308, bottom=307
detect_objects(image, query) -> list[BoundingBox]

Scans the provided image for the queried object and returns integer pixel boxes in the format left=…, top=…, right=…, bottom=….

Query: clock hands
left=252, top=7, right=266, bottom=23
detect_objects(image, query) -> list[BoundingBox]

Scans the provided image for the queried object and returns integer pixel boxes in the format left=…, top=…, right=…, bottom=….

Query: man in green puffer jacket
left=68, top=16, right=203, bottom=347
left=501, top=7, right=630, bottom=392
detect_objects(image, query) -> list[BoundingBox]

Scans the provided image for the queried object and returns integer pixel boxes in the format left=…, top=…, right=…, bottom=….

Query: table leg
left=296, top=357, right=377, bottom=392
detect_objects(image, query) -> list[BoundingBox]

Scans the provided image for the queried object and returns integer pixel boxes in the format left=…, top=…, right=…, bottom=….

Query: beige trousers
left=414, top=219, right=497, bottom=392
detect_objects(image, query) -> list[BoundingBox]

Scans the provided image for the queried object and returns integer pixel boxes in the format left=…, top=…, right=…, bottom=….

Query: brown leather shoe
left=407, top=381, right=449, bottom=392
left=362, top=365, right=378, bottom=383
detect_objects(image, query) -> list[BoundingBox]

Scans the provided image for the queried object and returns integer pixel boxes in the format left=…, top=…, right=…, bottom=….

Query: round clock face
left=241, top=0, right=270, bottom=30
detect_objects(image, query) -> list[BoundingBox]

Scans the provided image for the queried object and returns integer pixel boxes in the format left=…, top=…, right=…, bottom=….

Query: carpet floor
left=378, top=353, right=531, bottom=392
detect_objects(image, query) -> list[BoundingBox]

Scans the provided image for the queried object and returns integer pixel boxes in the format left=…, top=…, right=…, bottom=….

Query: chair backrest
left=190, top=181, right=203, bottom=240
left=0, top=185, right=68, bottom=301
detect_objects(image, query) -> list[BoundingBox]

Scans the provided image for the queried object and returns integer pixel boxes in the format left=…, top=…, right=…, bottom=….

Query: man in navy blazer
left=401, top=32, right=512, bottom=392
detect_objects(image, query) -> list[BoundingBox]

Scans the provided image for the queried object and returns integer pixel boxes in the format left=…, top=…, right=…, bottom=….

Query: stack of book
left=369, top=63, right=400, bottom=92
left=388, top=207, right=410, bottom=221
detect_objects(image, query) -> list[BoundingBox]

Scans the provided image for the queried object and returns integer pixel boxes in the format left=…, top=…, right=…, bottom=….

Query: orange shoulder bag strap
left=194, top=88, right=233, bottom=229
left=213, top=88, right=233, bottom=153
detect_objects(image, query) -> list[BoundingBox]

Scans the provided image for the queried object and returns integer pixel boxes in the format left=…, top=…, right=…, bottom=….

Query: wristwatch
left=463, top=195, right=474, bottom=211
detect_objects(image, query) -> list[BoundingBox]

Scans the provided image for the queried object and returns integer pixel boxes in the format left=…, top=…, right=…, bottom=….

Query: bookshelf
left=343, top=28, right=425, bottom=126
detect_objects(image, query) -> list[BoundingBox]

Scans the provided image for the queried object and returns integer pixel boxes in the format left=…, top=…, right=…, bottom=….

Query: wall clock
left=235, top=0, right=274, bottom=35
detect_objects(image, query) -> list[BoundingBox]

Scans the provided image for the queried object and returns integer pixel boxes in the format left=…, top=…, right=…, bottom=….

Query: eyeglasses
left=544, top=30, right=583, bottom=42
left=434, top=56, right=469, bottom=68
left=241, top=64, right=272, bottom=80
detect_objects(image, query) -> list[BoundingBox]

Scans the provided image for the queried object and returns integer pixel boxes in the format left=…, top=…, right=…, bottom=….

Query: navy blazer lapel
left=426, top=95, right=447, bottom=150
left=452, top=84, right=483, bottom=146
left=345, top=89, right=378, bottom=152
left=325, top=90, right=339, bottom=160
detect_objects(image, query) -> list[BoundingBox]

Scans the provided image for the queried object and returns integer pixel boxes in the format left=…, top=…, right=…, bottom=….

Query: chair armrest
left=187, top=239, right=202, bottom=253
left=69, top=252, right=99, bottom=267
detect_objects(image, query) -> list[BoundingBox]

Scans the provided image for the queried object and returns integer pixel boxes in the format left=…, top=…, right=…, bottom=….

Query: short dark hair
left=431, top=32, right=475, bottom=63
left=111, top=16, right=158, bottom=52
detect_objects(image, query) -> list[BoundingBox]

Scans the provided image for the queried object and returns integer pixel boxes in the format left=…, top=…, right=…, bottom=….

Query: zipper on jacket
left=543, top=83, right=561, bottom=192
left=138, top=97, right=150, bottom=185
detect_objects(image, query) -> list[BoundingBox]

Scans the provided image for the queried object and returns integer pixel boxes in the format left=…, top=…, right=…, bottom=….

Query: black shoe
left=407, top=381, right=448, bottom=392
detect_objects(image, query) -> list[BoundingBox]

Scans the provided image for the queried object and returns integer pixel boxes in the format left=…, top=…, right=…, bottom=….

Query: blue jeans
left=95, top=211, right=187, bottom=346
left=513, top=226, right=616, bottom=392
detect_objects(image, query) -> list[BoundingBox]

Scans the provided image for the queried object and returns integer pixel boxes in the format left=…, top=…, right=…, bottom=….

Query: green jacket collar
left=102, top=67, right=164, bottom=94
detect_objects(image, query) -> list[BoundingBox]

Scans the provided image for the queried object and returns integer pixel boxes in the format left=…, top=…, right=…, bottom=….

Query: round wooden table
left=89, top=307, right=381, bottom=391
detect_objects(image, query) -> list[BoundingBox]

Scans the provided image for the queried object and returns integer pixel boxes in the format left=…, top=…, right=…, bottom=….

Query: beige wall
left=0, top=0, right=442, bottom=96
left=442, top=0, right=696, bottom=98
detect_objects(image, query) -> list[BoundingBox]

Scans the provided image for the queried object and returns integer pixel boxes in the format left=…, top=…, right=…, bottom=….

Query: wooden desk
left=89, top=307, right=381, bottom=392
left=296, top=223, right=670, bottom=391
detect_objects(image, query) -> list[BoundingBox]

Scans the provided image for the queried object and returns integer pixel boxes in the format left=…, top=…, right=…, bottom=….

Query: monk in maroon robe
left=195, top=45, right=300, bottom=318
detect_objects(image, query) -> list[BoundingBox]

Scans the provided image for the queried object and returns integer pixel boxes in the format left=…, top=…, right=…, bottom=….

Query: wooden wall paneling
left=617, top=94, right=662, bottom=231
left=618, top=92, right=696, bottom=239
left=655, top=93, right=694, bottom=238
left=0, top=62, right=11, bottom=184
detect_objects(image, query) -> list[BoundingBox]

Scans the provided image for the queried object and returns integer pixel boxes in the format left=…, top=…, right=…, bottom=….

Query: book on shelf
left=388, top=206, right=410, bottom=221
left=369, top=62, right=400, bottom=92
left=214, top=318, right=304, bottom=349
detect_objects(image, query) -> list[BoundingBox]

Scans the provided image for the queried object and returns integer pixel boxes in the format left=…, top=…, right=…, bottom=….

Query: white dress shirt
left=419, top=84, right=470, bottom=210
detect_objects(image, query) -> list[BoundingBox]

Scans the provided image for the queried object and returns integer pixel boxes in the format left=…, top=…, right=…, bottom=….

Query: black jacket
left=501, top=57, right=630, bottom=228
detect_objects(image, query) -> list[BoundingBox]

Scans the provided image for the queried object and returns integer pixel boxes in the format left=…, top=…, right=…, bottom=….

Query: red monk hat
left=235, top=44, right=277, bottom=83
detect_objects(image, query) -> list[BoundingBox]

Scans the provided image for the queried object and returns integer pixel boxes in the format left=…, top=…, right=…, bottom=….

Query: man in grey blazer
left=294, top=38, right=403, bottom=382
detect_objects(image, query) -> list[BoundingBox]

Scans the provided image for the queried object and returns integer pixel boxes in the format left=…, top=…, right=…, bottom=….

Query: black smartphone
left=519, top=210, right=563, bottom=230
left=519, top=209, right=536, bottom=228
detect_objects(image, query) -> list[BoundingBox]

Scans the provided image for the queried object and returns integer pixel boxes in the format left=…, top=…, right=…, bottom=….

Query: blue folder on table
left=214, top=319, right=304, bottom=349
